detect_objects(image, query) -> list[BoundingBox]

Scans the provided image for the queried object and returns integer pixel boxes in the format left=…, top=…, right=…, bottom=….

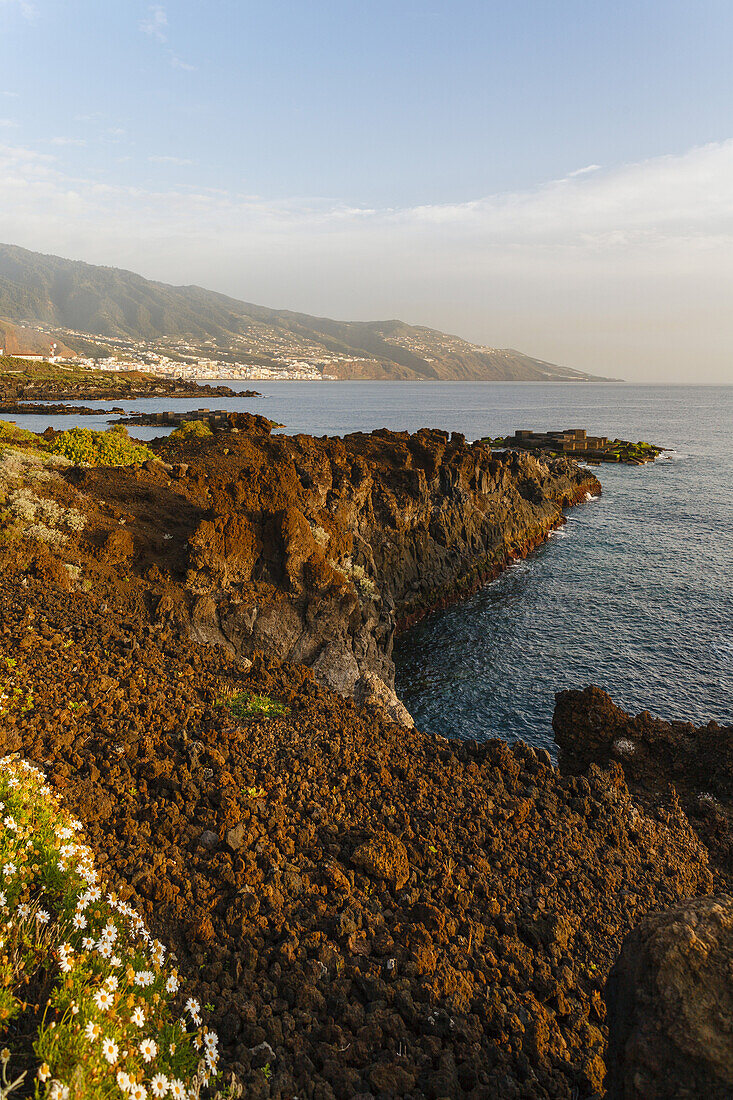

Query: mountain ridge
left=0, top=243, right=616, bottom=381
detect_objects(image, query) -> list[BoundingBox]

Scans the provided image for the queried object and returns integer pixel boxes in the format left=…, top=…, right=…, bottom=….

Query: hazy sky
left=1, top=0, right=732, bottom=382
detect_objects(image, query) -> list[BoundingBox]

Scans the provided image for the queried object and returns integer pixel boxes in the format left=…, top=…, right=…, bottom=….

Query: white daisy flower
left=36, top=909, right=50, bottom=923
left=38, top=1063, right=51, bottom=1082
left=101, top=1037, right=118, bottom=1064
left=97, top=941, right=113, bottom=959
left=129, top=1086, right=148, bottom=1100
left=169, top=1082, right=186, bottom=1100
left=3, top=816, right=17, bottom=831
left=131, top=1006, right=145, bottom=1027
left=139, top=1038, right=157, bottom=1062
left=94, top=988, right=114, bottom=1011
left=116, top=1070, right=131, bottom=1092
left=84, top=1021, right=100, bottom=1041
left=82, top=936, right=94, bottom=950
left=150, top=1075, right=169, bottom=1097
left=111, top=955, right=122, bottom=968
left=17, top=902, right=30, bottom=918
left=165, top=974, right=179, bottom=994
left=72, top=913, right=87, bottom=930
left=2, top=862, right=16, bottom=877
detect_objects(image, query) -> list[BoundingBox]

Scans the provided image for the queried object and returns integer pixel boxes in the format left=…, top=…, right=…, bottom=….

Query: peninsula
left=0, top=354, right=240, bottom=402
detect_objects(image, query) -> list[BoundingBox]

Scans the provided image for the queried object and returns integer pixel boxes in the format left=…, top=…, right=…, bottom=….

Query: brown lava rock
left=62, top=424, right=601, bottom=723
left=0, top=564, right=715, bottom=1099
left=0, top=427, right=719, bottom=1099
left=351, top=832, right=410, bottom=890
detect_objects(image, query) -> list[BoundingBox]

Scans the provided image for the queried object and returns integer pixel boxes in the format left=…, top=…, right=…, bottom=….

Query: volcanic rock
left=605, top=894, right=733, bottom=1099
left=351, top=832, right=410, bottom=889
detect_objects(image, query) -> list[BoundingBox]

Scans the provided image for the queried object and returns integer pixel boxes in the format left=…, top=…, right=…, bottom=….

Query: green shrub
left=0, top=754, right=220, bottom=1098
left=0, top=420, right=38, bottom=445
left=215, top=692, right=289, bottom=721
left=47, top=429, right=155, bottom=468
left=169, top=421, right=213, bottom=442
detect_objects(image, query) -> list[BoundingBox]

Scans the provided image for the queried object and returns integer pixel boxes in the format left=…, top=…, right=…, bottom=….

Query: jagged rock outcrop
left=605, top=894, right=733, bottom=1099
left=553, top=686, right=733, bottom=879
left=70, top=421, right=599, bottom=721
left=171, top=424, right=601, bottom=714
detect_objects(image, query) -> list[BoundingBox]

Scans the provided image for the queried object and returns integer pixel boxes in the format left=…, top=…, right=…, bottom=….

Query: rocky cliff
left=71, top=419, right=600, bottom=721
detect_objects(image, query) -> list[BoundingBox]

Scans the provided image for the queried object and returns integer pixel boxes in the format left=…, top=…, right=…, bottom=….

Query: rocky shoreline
left=56, top=415, right=600, bottom=724
left=1, top=418, right=728, bottom=1097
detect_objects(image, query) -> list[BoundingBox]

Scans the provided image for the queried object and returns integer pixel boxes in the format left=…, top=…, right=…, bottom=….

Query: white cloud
left=140, top=4, right=167, bottom=42
left=0, top=0, right=37, bottom=20
left=0, top=119, right=18, bottom=128
left=0, top=139, right=732, bottom=380
left=170, top=53, right=196, bottom=72
left=139, top=5, right=194, bottom=70
left=50, top=137, right=87, bottom=147
left=2, top=92, right=20, bottom=99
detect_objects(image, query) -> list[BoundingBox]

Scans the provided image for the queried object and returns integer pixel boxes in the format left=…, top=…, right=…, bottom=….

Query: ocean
left=17, top=381, right=733, bottom=754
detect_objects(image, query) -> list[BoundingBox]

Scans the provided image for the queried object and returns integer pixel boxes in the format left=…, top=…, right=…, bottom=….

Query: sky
left=1, top=0, right=732, bottom=382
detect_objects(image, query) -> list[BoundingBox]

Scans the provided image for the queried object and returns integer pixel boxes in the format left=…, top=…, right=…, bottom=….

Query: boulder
left=351, top=831, right=410, bottom=890
left=605, top=894, right=733, bottom=1098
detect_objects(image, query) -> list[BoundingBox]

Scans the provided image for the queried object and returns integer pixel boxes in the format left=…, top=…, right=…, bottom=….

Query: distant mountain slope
left=0, top=243, right=613, bottom=381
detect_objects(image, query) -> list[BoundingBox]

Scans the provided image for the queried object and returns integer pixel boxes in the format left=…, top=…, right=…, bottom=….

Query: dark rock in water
left=606, top=894, right=733, bottom=1099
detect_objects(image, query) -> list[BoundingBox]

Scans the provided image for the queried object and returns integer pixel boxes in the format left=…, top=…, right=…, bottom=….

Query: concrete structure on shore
left=511, top=429, right=610, bottom=453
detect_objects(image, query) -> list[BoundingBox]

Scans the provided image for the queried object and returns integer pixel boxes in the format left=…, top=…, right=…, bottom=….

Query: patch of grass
left=215, top=692, right=289, bottom=721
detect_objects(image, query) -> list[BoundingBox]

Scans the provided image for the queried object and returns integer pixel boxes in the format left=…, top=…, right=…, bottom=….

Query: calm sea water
left=17, top=382, right=733, bottom=752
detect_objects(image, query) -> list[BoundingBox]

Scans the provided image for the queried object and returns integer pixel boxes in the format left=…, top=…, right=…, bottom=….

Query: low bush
left=0, top=755, right=220, bottom=1098
left=168, top=422, right=213, bottom=442
left=47, top=429, right=155, bottom=468
left=0, top=420, right=38, bottom=446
